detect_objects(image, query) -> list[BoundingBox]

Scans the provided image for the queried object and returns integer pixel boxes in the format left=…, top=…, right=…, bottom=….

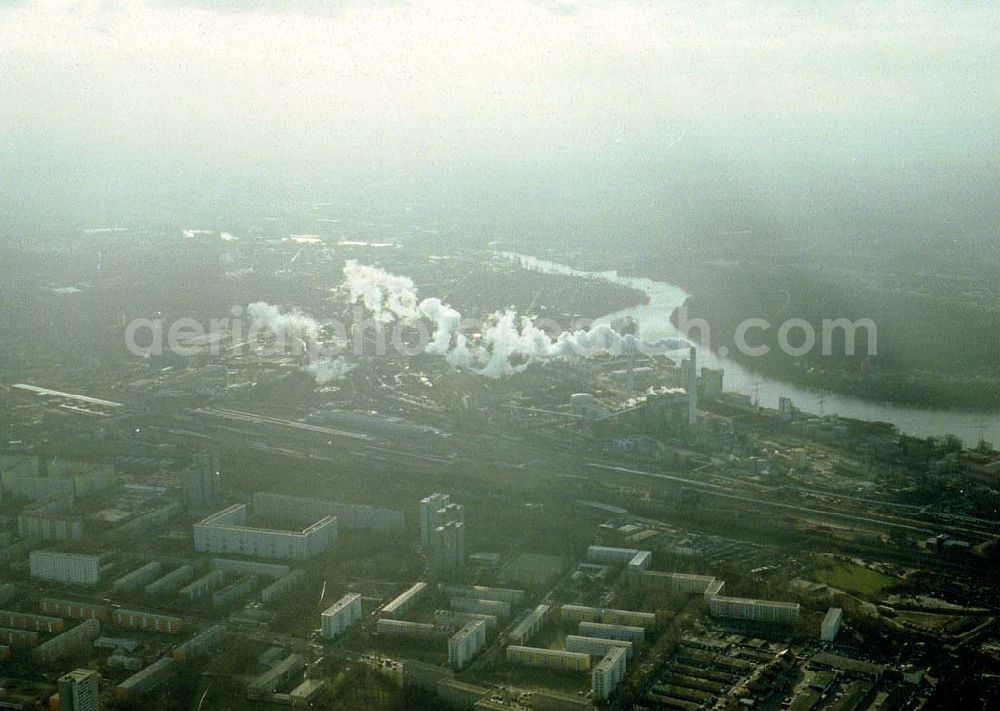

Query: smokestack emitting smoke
left=247, top=261, right=691, bottom=382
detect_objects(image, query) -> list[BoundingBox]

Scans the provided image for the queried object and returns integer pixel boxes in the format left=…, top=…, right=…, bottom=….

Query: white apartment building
left=193, top=504, right=337, bottom=561
left=448, top=619, right=486, bottom=670
left=821, top=607, right=843, bottom=641
left=57, top=668, right=100, bottom=711
left=322, top=593, right=363, bottom=639
left=29, top=550, right=101, bottom=586
left=592, top=646, right=627, bottom=701
left=708, top=596, right=801, bottom=624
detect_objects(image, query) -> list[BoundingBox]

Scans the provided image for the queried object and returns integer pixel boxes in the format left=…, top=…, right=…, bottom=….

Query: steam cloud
left=306, top=357, right=357, bottom=385
left=342, top=262, right=690, bottom=378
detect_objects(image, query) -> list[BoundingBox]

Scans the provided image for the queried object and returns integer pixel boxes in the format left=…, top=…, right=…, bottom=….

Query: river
left=511, top=253, right=1000, bottom=444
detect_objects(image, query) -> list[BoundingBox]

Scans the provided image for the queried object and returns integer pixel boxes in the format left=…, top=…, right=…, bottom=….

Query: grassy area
left=808, top=560, right=896, bottom=597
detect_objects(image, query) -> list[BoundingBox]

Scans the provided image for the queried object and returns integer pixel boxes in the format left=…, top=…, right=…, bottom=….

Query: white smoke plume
left=247, top=301, right=321, bottom=341
left=305, top=357, right=357, bottom=385
left=343, top=262, right=690, bottom=378
left=343, top=260, right=420, bottom=323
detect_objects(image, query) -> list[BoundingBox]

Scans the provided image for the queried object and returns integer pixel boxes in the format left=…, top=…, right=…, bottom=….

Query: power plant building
left=322, top=593, right=362, bottom=639
left=193, top=504, right=337, bottom=561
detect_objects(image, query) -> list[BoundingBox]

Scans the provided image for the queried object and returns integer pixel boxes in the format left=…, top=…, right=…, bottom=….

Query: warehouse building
left=194, top=504, right=337, bottom=561
left=448, top=619, right=486, bottom=670
left=29, top=550, right=101, bottom=586
left=322, top=593, right=362, bottom=639
left=506, top=645, right=591, bottom=672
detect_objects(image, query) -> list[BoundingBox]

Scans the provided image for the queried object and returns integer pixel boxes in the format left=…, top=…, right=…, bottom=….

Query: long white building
left=381, top=582, right=427, bottom=618
left=322, top=593, right=362, bottom=639
left=564, top=635, right=633, bottom=660
left=439, top=584, right=525, bottom=604
left=506, top=645, right=591, bottom=672
left=510, top=604, right=550, bottom=645
left=579, top=621, right=645, bottom=643
left=562, top=605, right=655, bottom=628
left=194, top=504, right=337, bottom=561
left=29, top=550, right=101, bottom=586
left=707, top=596, right=800, bottom=624
left=251, top=492, right=404, bottom=533
left=448, top=619, right=486, bottom=670
left=451, top=597, right=511, bottom=619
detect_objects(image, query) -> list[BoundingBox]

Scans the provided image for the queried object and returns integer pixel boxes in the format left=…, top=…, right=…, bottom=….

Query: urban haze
left=0, top=2, right=998, bottom=710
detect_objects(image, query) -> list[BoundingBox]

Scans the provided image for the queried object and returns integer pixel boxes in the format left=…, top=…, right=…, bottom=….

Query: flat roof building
left=578, top=621, right=645, bottom=643
left=381, top=582, right=427, bottom=618
left=592, top=647, right=627, bottom=701
left=322, top=593, right=362, bottom=639
left=29, top=550, right=101, bottom=586
left=506, top=645, right=591, bottom=672
left=510, top=604, right=550, bottom=645
left=448, top=619, right=486, bottom=670
left=57, top=668, right=100, bottom=711
left=194, top=504, right=337, bottom=561
left=708, top=596, right=800, bottom=624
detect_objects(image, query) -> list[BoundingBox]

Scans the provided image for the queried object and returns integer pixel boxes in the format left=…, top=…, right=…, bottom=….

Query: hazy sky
left=2, top=0, right=998, bottom=228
